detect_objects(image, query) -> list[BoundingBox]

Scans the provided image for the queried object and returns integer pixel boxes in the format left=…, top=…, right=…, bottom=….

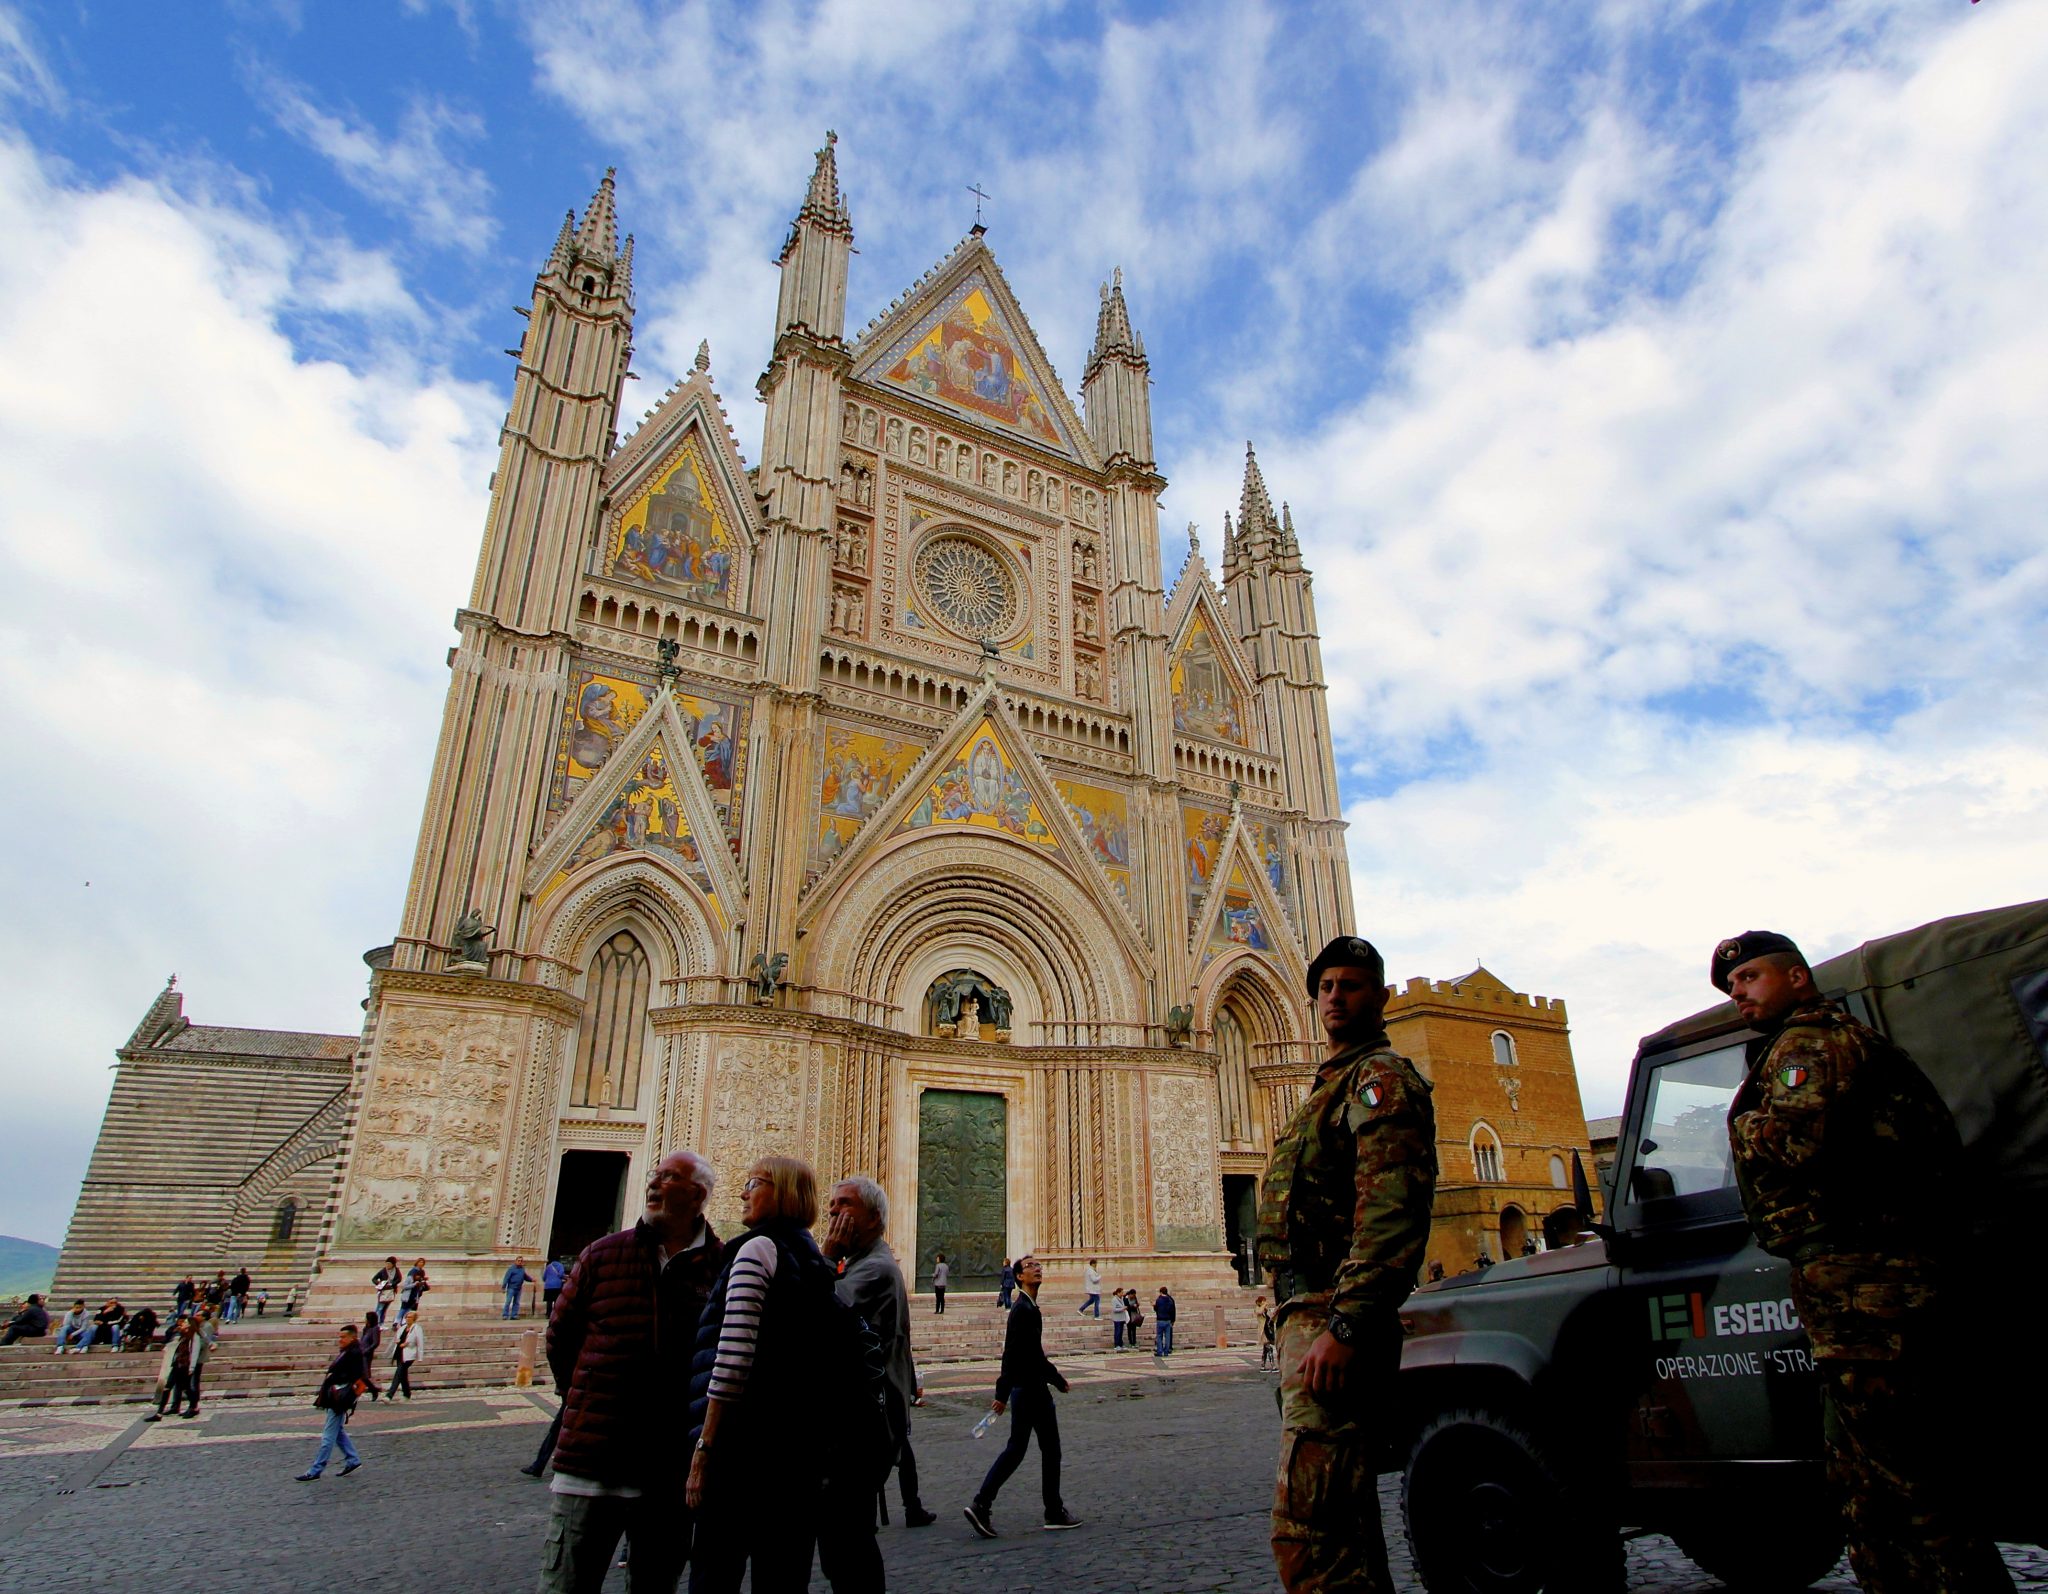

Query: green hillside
left=0, top=1235, right=59, bottom=1298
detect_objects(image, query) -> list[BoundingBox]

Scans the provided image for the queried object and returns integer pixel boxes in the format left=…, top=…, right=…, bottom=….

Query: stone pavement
left=0, top=1361, right=2041, bottom=1592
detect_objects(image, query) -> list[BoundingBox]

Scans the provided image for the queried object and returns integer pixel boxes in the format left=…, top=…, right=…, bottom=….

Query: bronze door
left=916, top=1089, right=1007, bottom=1290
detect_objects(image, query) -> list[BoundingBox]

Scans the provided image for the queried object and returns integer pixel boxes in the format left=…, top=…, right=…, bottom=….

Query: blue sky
left=2, top=0, right=2044, bottom=1245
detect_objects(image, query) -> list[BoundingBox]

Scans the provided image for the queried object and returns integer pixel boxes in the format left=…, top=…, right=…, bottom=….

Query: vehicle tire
left=1670, top=1520, right=1843, bottom=1591
left=1402, top=1408, right=1622, bottom=1594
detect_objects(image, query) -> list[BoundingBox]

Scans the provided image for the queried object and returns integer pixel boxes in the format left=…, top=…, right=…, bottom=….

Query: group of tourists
left=496, top=1254, right=570, bottom=1319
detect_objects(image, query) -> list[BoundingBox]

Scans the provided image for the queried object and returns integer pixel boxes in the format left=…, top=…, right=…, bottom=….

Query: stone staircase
left=2, top=1286, right=1269, bottom=1405
left=904, top=1287, right=1264, bottom=1366
left=0, top=1318, right=538, bottom=1406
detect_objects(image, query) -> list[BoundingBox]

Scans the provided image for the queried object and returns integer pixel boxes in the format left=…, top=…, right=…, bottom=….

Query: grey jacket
left=835, top=1237, right=916, bottom=1427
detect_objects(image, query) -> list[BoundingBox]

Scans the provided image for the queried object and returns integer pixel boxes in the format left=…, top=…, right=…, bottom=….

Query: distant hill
left=0, top=1236, right=59, bottom=1298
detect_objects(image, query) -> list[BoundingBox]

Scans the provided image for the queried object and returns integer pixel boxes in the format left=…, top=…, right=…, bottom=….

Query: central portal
left=916, top=1088, right=1006, bottom=1291
left=548, top=1150, right=629, bottom=1266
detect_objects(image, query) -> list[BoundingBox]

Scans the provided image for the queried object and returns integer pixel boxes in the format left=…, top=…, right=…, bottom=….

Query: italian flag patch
left=1777, top=1064, right=1808, bottom=1090
left=1361, top=1082, right=1383, bottom=1109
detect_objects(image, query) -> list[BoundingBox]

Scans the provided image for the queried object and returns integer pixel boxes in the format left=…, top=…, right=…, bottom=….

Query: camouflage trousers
left=1820, top=1356, right=2013, bottom=1594
left=1271, top=1303, right=1394, bottom=1593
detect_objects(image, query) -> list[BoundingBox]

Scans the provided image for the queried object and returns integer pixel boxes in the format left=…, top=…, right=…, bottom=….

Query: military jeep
left=1390, top=899, right=2048, bottom=1592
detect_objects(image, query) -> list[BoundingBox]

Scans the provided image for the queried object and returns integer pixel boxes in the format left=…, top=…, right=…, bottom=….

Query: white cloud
left=256, top=73, right=497, bottom=253
left=0, top=4, right=59, bottom=109
left=0, top=136, right=502, bottom=1242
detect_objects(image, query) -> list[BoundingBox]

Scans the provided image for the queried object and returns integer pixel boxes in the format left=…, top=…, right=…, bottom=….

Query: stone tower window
left=1491, top=1031, right=1518, bottom=1069
left=1471, top=1124, right=1505, bottom=1183
left=272, top=1197, right=298, bottom=1244
left=572, top=930, right=652, bottom=1110
left=1549, top=1154, right=1569, bottom=1189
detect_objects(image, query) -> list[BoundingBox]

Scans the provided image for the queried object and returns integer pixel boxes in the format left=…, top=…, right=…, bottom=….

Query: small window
left=1491, top=1031, right=1518, bottom=1068
left=581, top=275, right=596, bottom=293
left=1549, top=1154, right=1569, bottom=1189
left=272, top=1198, right=298, bottom=1244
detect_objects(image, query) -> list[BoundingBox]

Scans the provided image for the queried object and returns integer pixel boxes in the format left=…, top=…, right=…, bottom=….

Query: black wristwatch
left=1326, top=1313, right=1356, bottom=1346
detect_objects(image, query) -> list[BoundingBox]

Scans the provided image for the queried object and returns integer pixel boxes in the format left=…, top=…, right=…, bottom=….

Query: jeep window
left=1632, top=1040, right=1746, bottom=1200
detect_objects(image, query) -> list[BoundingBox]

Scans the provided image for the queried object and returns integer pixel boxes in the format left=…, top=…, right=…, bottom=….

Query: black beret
left=1306, top=936, right=1385, bottom=998
left=1709, top=931, right=1806, bottom=993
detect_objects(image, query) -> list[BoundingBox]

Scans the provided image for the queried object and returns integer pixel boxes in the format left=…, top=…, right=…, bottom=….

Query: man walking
left=963, top=1255, right=1080, bottom=1537
left=227, top=1266, right=251, bottom=1323
left=997, top=1259, right=1015, bottom=1310
left=502, top=1257, right=530, bottom=1320
left=143, top=1314, right=207, bottom=1421
left=296, top=1323, right=366, bottom=1479
left=538, top=1148, right=724, bottom=1593
left=1151, top=1287, right=1176, bottom=1357
left=930, top=1252, right=949, bottom=1314
left=1713, top=930, right=2011, bottom=1593
left=1076, top=1260, right=1101, bottom=1317
left=543, top=1255, right=568, bottom=1315
left=1257, top=935, right=1436, bottom=1592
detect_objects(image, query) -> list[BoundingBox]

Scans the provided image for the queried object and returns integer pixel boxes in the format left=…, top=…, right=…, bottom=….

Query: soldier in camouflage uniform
left=1715, top=930, right=2012, bottom=1594
left=1256, top=936, right=1436, bottom=1593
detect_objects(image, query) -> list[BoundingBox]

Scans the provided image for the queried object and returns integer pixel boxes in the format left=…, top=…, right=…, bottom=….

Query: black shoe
left=518, top=1463, right=544, bottom=1478
left=143, top=1412, right=163, bottom=1423
left=963, top=1502, right=996, bottom=1539
left=340, top=1460, right=362, bottom=1476
left=295, top=1471, right=321, bottom=1482
left=179, top=1409, right=199, bottom=1419
left=904, top=1506, right=937, bottom=1527
left=1042, top=1508, right=1082, bottom=1530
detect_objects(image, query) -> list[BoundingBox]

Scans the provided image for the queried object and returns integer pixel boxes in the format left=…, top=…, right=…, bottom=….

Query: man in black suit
left=963, top=1255, right=1081, bottom=1537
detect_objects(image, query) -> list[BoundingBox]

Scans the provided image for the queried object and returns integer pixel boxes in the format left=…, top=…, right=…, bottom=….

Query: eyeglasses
left=741, top=1175, right=769, bottom=1194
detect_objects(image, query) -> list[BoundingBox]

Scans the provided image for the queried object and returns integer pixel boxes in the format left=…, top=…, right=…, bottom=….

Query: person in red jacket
left=537, top=1147, right=724, bottom=1594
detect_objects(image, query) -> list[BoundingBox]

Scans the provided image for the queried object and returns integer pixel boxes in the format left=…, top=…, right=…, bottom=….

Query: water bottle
left=972, top=1408, right=999, bottom=1438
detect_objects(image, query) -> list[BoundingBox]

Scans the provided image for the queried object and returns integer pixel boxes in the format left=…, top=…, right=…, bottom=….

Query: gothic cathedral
left=276, top=139, right=1354, bottom=1308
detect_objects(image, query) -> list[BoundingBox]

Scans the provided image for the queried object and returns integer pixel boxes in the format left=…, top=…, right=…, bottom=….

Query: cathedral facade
left=301, top=138, right=1351, bottom=1310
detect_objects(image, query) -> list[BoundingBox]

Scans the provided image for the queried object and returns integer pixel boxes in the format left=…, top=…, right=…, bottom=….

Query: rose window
left=914, top=535, right=1020, bottom=638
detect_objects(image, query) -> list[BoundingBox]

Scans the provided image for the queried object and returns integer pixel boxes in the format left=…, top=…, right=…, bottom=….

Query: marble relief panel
left=339, top=1005, right=521, bottom=1249
left=1147, top=1071, right=1222, bottom=1252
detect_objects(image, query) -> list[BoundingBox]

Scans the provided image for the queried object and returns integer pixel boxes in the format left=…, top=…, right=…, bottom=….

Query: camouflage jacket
left=1255, top=1035, right=1436, bottom=1335
left=1727, top=998, right=1959, bottom=1272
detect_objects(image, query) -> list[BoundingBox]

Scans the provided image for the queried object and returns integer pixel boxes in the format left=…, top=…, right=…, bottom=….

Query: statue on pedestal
left=749, top=950, right=789, bottom=1005
left=958, top=996, right=981, bottom=1043
left=450, top=909, right=493, bottom=971
left=1165, top=1004, right=1195, bottom=1047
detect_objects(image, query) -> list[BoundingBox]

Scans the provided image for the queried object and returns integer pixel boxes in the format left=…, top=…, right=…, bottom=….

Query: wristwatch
left=1326, top=1313, right=1356, bottom=1346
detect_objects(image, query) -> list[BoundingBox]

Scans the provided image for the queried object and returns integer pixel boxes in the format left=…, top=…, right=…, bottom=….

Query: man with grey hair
left=824, top=1176, right=935, bottom=1552
left=537, top=1148, right=724, bottom=1593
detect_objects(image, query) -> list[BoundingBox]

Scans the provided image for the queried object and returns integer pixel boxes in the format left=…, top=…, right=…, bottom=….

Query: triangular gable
left=895, top=716, right=1061, bottom=846
left=798, top=682, right=1145, bottom=958
left=528, top=690, right=747, bottom=924
left=599, top=375, right=759, bottom=612
left=1168, top=589, right=1258, bottom=749
left=851, top=242, right=1092, bottom=462
left=1189, top=824, right=1305, bottom=982
left=547, top=665, right=751, bottom=862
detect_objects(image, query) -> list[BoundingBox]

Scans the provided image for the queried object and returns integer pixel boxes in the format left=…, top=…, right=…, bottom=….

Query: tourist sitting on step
left=0, top=1294, right=48, bottom=1345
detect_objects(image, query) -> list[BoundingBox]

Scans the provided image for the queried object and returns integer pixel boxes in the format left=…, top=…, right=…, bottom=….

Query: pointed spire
left=1239, top=441, right=1280, bottom=541
left=547, top=209, right=575, bottom=273
left=575, top=168, right=620, bottom=263
left=798, top=129, right=850, bottom=232
left=1085, top=265, right=1142, bottom=377
left=1280, top=501, right=1299, bottom=554
left=694, top=339, right=711, bottom=374
left=1223, top=510, right=1235, bottom=542
left=617, top=234, right=636, bottom=302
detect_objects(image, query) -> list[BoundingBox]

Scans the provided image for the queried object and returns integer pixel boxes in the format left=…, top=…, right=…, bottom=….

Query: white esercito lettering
left=1709, top=1297, right=1799, bottom=1336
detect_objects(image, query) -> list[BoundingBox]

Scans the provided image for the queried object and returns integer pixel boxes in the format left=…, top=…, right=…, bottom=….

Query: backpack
left=820, top=1292, right=897, bottom=1494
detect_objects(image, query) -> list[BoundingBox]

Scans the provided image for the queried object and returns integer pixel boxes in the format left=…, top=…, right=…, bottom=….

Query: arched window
left=1549, top=1154, right=1569, bottom=1189
left=572, top=930, right=652, bottom=1110
left=1215, top=1006, right=1256, bottom=1145
left=1471, top=1124, right=1505, bottom=1183
left=1491, top=1031, right=1518, bottom=1069
left=1500, top=1204, right=1530, bottom=1258
left=272, top=1198, right=298, bottom=1244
